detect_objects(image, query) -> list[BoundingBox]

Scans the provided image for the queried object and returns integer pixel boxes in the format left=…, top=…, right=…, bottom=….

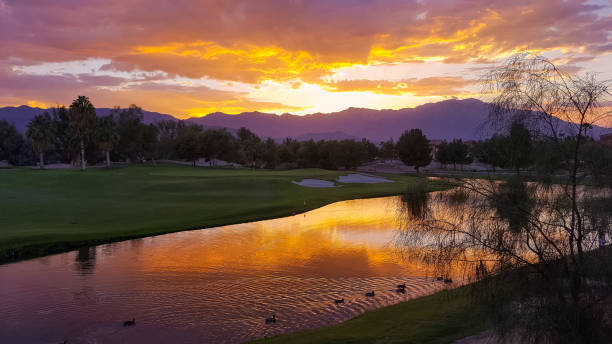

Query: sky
left=1, top=0, right=612, bottom=119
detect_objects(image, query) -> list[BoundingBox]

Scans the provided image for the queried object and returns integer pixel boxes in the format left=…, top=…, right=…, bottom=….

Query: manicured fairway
left=0, top=164, right=448, bottom=263
left=250, top=287, right=488, bottom=344
left=0, top=164, right=485, bottom=344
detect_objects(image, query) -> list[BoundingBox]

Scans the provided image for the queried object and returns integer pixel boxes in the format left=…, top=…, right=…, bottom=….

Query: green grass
left=251, top=287, right=488, bottom=344
left=0, top=164, right=449, bottom=263
left=0, top=164, right=486, bottom=343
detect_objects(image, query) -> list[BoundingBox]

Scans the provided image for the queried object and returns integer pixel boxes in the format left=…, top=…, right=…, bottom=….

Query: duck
left=123, top=318, right=136, bottom=326
left=265, top=314, right=277, bottom=324
left=334, top=298, right=344, bottom=304
left=444, top=278, right=453, bottom=284
left=396, top=284, right=406, bottom=289
left=396, top=288, right=406, bottom=294
left=436, top=276, right=444, bottom=281
left=365, top=291, right=375, bottom=297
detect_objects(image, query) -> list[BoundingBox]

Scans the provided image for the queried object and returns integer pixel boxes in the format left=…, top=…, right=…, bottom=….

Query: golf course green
left=0, top=164, right=449, bottom=263
left=1, top=164, right=491, bottom=344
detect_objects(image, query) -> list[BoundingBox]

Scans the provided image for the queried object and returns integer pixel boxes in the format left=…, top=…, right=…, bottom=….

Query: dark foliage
left=436, top=139, right=473, bottom=169
left=397, top=128, right=432, bottom=172
left=0, top=120, right=25, bottom=164
left=12, top=95, right=452, bottom=171
left=398, top=53, right=612, bottom=343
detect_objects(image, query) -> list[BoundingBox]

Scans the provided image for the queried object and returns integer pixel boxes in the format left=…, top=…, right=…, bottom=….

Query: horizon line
left=1, top=97, right=482, bottom=120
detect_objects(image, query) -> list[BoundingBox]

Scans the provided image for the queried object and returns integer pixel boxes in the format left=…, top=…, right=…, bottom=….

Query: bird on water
left=123, top=318, right=136, bottom=326
left=265, top=314, right=277, bottom=324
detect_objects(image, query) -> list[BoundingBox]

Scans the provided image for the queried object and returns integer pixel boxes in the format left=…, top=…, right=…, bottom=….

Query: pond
left=0, top=195, right=448, bottom=344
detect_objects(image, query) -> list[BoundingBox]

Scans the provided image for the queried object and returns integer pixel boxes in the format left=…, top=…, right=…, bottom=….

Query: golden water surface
left=0, top=196, right=445, bottom=344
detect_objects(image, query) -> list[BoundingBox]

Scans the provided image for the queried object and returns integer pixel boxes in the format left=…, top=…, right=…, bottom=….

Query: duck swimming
left=123, top=318, right=136, bottom=326
left=265, top=314, right=277, bottom=324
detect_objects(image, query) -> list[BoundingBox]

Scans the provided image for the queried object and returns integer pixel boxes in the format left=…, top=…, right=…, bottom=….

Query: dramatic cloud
left=1, top=0, right=611, bottom=116
left=0, top=62, right=300, bottom=117
left=323, top=77, right=477, bottom=96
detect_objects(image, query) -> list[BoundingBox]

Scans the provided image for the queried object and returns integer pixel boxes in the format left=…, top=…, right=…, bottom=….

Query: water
left=0, top=196, right=444, bottom=343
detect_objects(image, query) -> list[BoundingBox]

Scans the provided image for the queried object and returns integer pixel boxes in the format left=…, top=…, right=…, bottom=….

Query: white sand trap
left=293, top=179, right=336, bottom=188
left=337, top=173, right=394, bottom=184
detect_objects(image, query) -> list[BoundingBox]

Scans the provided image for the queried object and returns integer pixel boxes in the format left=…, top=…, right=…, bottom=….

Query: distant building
left=601, top=133, right=612, bottom=145
left=429, top=139, right=443, bottom=160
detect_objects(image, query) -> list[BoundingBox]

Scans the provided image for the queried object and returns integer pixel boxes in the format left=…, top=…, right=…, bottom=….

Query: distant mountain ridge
left=1, top=99, right=610, bottom=141
left=0, top=106, right=175, bottom=134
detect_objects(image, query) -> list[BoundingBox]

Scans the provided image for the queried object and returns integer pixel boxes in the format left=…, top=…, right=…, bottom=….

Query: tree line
left=0, top=97, right=160, bottom=170
left=2, top=95, right=607, bottom=174
left=0, top=96, right=435, bottom=171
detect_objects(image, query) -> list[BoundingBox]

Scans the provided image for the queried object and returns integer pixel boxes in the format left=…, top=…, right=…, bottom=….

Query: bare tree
left=398, top=54, right=612, bottom=343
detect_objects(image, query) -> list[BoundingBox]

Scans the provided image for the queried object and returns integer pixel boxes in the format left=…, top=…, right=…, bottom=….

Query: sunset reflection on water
left=0, top=196, right=446, bottom=344
left=140, top=197, right=426, bottom=277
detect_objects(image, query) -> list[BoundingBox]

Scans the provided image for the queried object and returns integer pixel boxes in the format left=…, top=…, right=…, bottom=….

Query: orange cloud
left=1, top=0, right=611, bottom=115
left=323, top=77, right=477, bottom=96
left=122, top=41, right=355, bottom=84
left=0, top=63, right=300, bottom=117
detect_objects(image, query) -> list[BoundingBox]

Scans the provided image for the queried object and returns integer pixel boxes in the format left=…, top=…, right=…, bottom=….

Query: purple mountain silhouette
left=184, top=98, right=611, bottom=141
left=184, top=99, right=489, bottom=141
left=2, top=99, right=610, bottom=141
left=0, top=106, right=175, bottom=133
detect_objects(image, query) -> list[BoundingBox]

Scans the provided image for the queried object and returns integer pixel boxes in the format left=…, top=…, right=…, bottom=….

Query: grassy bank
left=251, top=287, right=488, bottom=344
left=0, top=164, right=448, bottom=264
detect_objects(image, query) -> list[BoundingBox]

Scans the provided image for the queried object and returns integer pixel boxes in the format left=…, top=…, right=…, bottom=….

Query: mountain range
left=0, top=106, right=175, bottom=133
left=1, top=99, right=610, bottom=142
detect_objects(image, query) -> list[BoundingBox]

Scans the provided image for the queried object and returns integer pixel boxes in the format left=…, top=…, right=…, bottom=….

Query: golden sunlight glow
left=26, top=100, right=50, bottom=108
left=4, top=1, right=612, bottom=116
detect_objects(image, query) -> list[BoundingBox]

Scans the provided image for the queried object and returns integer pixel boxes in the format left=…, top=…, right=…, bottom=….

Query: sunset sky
left=1, top=0, right=612, bottom=118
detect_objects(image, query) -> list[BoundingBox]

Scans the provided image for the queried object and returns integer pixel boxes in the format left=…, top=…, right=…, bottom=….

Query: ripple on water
left=0, top=195, right=455, bottom=344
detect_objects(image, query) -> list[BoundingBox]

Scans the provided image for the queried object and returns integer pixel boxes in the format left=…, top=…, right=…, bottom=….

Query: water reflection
left=0, top=196, right=449, bottom=344
left=394, top=185, right=492, bottom=280
left=74, top=247, right=97, bottom=275
left=395, top=180, right=612, bottom=283
left=396, top=183, right=430, bottom=222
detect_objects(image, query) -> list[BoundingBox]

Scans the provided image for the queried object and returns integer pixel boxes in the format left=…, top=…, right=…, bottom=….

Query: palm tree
left=69, top=96, right=96, bottom=170
left=95, top=115, right=120, bottom=168
left=26, top=112, right=55, bottom=169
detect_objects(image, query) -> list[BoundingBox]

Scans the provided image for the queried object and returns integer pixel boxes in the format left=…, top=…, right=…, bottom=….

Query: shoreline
left=1, top=165, right=484, bottom=344
left=0, top=165, right=449, bottom=265
left=248, top=284, right=488, bottom=344
left=0, top=192, right=398, bottom=265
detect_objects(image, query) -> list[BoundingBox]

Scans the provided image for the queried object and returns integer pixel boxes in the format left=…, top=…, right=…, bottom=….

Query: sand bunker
left=337, top=173, right=394, bottom=184
left=293, top=173, right=393, bottom=188
left=293, top=179, right=337, bottom=188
